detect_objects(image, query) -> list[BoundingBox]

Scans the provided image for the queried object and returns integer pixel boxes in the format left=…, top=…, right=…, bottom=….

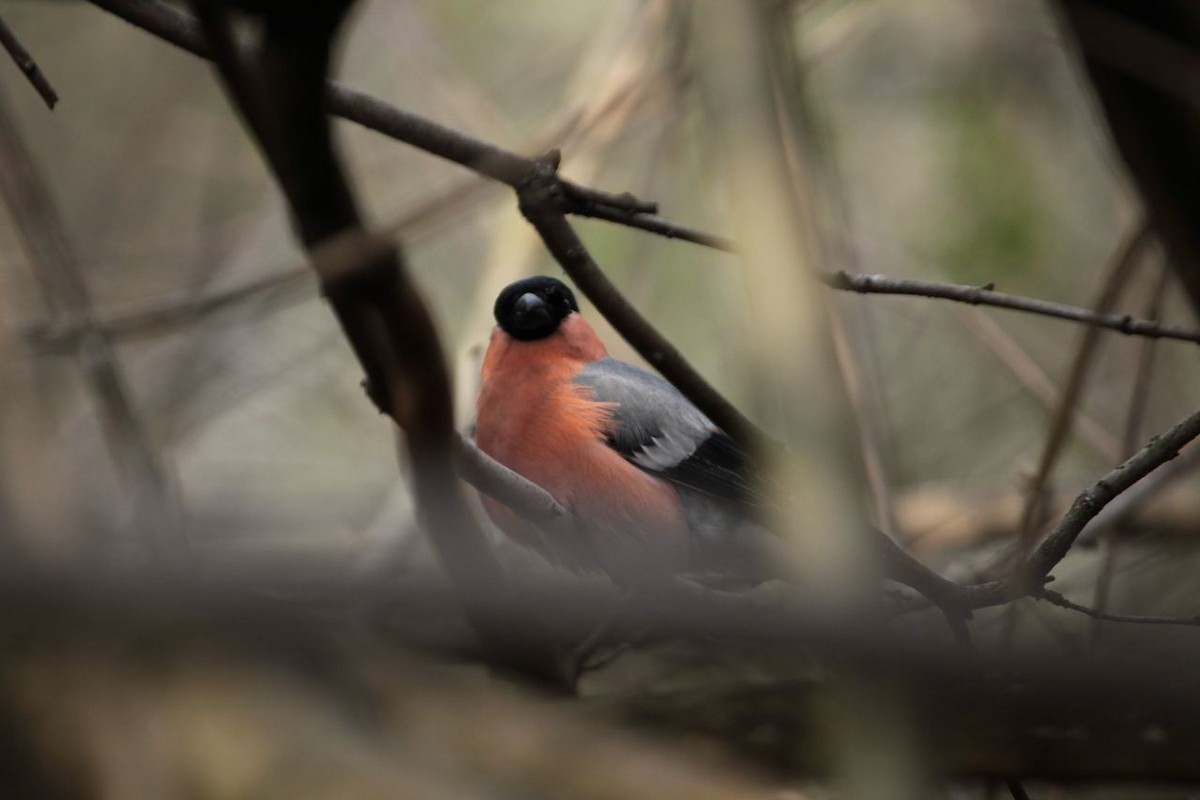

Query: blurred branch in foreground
left=0, top=15, right=57, bottom=109
left=0, top=82, right=184, bottom=568
left=186, top=0, right=567, bottom=685
left=1054, top=0, right=1200, bottom=316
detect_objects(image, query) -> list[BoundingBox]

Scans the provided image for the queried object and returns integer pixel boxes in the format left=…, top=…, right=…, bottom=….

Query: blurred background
left=0, top=0, right=1199, bottom=795
left=2, top=0, right=1194, bottom=584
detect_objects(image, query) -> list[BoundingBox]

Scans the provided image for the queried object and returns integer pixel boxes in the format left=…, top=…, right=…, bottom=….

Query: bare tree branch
left=825, top=265, right=1200, bottom=346
left=0, top=83, right=183, bottom=567
left=1092, top=258, right=1171, bottom=629
left=70, top=1, right=1200, bottom=364
left=0, top=15, right=58, bottom=109
left=453, top=434, right=568, bottom=524
left=186, top=0, right=567, bottom=685
left=1016, top=221, right=1149, bottom=541
left=516, top=151, right=772, bottom=453
left=1023, top=408, right=1200, bottom=588
left=952, top=306, right=1121, bottom=462
left=84, top=0, right=771, bottom=461
left=1038, top=588, right=1200, bottom=627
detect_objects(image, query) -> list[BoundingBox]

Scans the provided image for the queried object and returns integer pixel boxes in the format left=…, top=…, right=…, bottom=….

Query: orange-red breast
left=474, top=276, right=762, bottom=584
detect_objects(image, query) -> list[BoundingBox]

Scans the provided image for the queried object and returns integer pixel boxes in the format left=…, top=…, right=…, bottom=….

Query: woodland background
left=0, top=1, right=1198, bottom=798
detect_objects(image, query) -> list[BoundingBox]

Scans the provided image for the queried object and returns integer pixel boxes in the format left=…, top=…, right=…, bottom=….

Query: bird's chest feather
left=474, top=349, right=688, bottom=574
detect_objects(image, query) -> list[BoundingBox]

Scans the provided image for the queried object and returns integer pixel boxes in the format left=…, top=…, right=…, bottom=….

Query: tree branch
left=453, top=434, right=568, bottom=524
left=187, top=0, right=566, bottom=685
left=82, top=0, right=1200, bottom=354
left=1037, top=588, right=1200, bottom=627
left=516, top=151, right=774, bottom=454
left=0, top=15, right=58, bottom=109
left=1023, top=409, right=1200, bottom=587
left=825, top=268, right=1200, bottom=346
left=85, top=0, right=665, bottom=218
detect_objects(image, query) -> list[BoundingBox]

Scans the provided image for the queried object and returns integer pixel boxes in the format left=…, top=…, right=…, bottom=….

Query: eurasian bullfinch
left=474, top=275, right=763, bottom=584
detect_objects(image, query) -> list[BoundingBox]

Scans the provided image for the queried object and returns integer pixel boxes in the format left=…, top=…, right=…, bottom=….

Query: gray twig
left=1039, top=588, right=1200, bottom=627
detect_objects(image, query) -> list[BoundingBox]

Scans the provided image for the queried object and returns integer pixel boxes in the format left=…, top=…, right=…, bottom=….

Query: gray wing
left=574, top=358, right=758, bottom=507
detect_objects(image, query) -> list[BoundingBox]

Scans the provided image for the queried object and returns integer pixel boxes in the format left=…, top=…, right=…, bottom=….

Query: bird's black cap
left=494, top=276, right=579, bottom=340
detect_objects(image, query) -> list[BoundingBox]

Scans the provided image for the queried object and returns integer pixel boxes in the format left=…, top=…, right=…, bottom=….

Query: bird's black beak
left=511, top=292, right=553, bottom=331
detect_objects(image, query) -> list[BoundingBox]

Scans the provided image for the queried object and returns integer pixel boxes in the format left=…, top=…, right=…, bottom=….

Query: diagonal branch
left=0, top=16, right=58, bottom=109
left=0, top=83, right=183, bottom=567
left=86, top=0, right=662, bottom=219
left=187, top=0, right=565, bottom=685
left=515, top=152, right=773, bottom=454
left=1022, top=408, right=1200, bottom=588
left=1016, top=221, right=1149, bottom=542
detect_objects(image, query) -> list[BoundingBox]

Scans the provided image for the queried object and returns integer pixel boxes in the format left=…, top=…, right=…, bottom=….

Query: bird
left=473, top=275, right=765, bottom=585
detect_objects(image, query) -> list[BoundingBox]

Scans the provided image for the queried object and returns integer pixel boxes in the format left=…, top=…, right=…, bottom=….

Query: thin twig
left=1023, top=407, right=1200, bottom=586
left=952, top=306, right=1121, bottom=462
left=1016, top=222, right=1150, bottom=541
left=1039, top=588, right=1200, bottom=627
left=1091, top=259, right=1170, bottom=629
left=0, top=16, right=57, bottom=109
left=824, top=264, right=1200, bottom=346
left=829, top=301, right=896, bottom=536
left=565, top=201, right=736, bottom=251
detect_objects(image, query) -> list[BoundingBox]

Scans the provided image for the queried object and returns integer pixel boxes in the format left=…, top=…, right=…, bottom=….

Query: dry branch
left=825, top=269, right=1200, bottom=346
left=0, top=15, right=58, bottom=108
left=186, top=0, right=565, bottom=685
